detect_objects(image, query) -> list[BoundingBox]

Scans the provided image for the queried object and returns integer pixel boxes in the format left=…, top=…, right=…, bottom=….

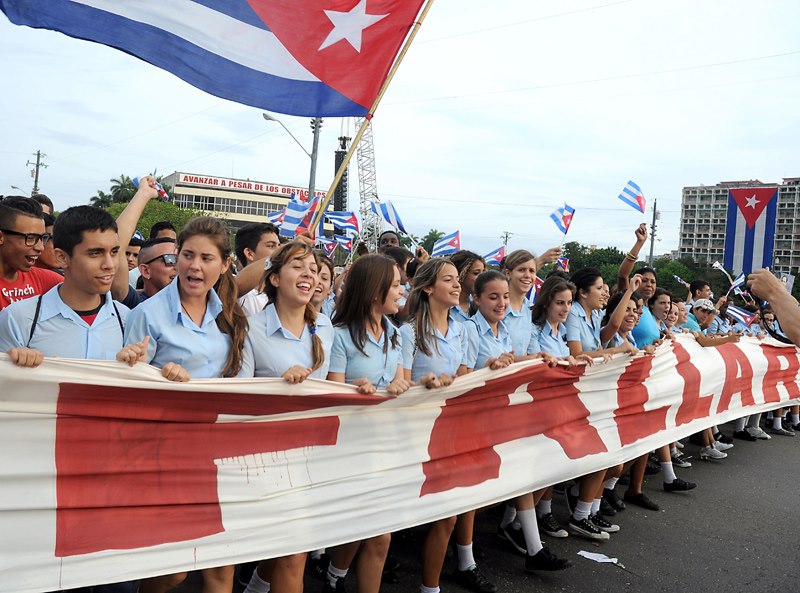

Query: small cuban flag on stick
left=325, top=211, right=360, bottom=233
left=550, top=203, right=575, bottom=235
left=483, top=246, right=506, bottom=266
left=431, top=230, right=460, bottom=257
left=618, top=180, right=646, bottom=214
left=371, top=200, right=408, bottom=235
left=726, top=304, right=757, bottom=328
left=556, top=257, right=570, bottom=272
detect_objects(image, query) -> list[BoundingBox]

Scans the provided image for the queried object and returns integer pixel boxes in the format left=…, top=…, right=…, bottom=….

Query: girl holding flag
left=321, top=254, right=410, bottom=593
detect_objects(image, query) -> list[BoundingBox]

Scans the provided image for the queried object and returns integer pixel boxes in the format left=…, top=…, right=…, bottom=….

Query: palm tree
left=89, top=190, right=113, bottom=208
left=109, top=174, right=136, bottom=203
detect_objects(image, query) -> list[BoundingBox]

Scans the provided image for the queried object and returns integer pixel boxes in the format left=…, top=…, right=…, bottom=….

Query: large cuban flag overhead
left=0, top=0, right=426, bottom=117
left=723, top=187, right=778, bottom=276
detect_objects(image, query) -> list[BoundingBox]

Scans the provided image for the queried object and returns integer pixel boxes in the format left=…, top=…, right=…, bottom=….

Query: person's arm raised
left=616, top=224, right=647, bottom=293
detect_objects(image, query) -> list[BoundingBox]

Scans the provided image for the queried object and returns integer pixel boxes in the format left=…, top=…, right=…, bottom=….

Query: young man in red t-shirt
left=0, top=196, right=63, bottom=310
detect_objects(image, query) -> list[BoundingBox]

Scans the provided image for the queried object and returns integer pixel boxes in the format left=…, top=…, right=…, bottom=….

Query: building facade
left=679, top=178, right=800, bottom=275
left=162, top=172, right=326, bottom=231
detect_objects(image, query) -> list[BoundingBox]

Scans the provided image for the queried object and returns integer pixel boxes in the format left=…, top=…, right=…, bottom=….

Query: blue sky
left=2, top=0, right=799, bottom=258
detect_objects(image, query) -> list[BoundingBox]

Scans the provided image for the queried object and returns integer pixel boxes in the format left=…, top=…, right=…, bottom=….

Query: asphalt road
left=176, top=420, right=799, bottom=593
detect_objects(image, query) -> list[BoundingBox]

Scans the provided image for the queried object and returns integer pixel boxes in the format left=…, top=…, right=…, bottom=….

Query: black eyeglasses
left=143, top=253, right=178, bottom=266
left=1, top=228, right=52, bottom=246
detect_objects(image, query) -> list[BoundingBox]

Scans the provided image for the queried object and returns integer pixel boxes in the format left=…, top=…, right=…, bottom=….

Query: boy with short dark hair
left=0, top=196, right=63, bottom=310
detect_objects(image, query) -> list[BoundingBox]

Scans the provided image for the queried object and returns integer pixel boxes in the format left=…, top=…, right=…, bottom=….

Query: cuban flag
left=672, top=274, right=690, bottom=288
left=431, top=231, right=460, bottom=257
left=730, top=272, right=746, bottom=292
left=618, top=180, right=646, bottom=214
left=723, top=187, right=778, bottom=276
left=279, top=200, right=309, bottom=237
left=296, top=196, right=326, bottom=239
left=556, top=257, right=569, bottom=272
left=726, top=305, right=757, bottom=328
left=267, top=208, right=286, bottom=226
left=370, top=200, right=407, bottom=234
left=334, top=235, right=352, bottom=253
left=550, top=203, right=575, bottom=235
left=483, top=246, right=505, bottom=266
left=0, top=0, right=427, bottom=117
left=317, top=236, right=337, bottom=257
left=325, top=211, right=360, bottom=233
left=526, top=276, right=545, bottom=302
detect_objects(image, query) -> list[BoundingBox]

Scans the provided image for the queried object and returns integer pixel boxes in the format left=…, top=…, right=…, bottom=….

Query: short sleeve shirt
left=504, top=297, right=540, bottom=356
left=464, top=310, right=512, bottom=370
left=0, top=267, right=63, bottom=310
left=328, top=320, right=402, bottom=389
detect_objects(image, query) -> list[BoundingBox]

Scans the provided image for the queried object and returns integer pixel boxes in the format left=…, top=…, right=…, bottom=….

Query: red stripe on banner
left=54, top=385, right=384, bottom=557
left=420, top=364, right=607, bottom=496
left=673, top=341, right=714, bottom=426
left=716, top=343, right=756, bottom=414
left=760, top=344, right=800, bottom=404
left=614, top=355, right=668, bottom=447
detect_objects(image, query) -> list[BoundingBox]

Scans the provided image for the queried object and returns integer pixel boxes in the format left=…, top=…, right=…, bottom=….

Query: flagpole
left=307, top=0, right=437, bottom=236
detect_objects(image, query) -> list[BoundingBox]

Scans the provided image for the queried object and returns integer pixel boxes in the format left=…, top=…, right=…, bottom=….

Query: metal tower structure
left=356, top=118, right=383, bottom=252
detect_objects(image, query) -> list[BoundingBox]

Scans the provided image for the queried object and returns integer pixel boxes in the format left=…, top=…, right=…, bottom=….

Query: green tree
left=105, top=200, right=203, bottom=238
left=89, top=190, right=113, bottom=208
left=109, top=174, right=137, bottom=203
left=420, top=229, right=445, bottom=255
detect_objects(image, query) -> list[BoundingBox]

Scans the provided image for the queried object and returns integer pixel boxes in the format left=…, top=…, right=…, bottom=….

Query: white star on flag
left=745, top=194, right=760, bottom=209
left=319, top=0, right=389, bottom=52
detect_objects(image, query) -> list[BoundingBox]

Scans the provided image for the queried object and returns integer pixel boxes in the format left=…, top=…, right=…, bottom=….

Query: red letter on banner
left=760, top=345, right=800, bottom=404
left=420, top=364, right=607, bottom=496
left=614, top=356, right=667, bottom=446
left=715, top=343, right=755, bottom=413
left=673, top=341, right=714, bottom=426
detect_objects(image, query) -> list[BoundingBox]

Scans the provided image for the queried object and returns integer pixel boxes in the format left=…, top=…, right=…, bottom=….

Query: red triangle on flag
left=730, top=187, right=777, bottom=229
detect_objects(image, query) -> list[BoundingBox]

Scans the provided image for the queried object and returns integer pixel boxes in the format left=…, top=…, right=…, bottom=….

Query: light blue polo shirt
left=631, top=307, right=661, bottom=347
left=565, top=301, right=603, bottom=352
left=504, top=297, right=540, bottom=356
left=450, top=304, right=471, bottom=324
left=708, top=315, right=732, bottom=335
left=242, top=303, right=333, bottom=379
left=464, top=310, right=513, bottom=370
left=400, top=315, right=469, bottom=382
left=533, top=322, right=570, bottom=357
left=0, top=285, right=128, bottom=360
left=125, top=279, right=239, bottom=379
left=683, top=313, right=702, bottom=333
left=607, top=331, right=637, bottom=349
left=329, top=320, right=403, bottom=389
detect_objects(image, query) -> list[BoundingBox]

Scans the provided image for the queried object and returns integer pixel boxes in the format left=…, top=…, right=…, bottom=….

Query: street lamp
left=262, top=112, right=322, bottom=202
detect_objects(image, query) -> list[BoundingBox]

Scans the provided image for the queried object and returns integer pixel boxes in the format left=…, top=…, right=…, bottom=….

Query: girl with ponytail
left=126, top=216, right=250, bottom=593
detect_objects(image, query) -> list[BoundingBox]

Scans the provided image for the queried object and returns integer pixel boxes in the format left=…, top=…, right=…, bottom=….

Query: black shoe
left=663, top=477, right=697, bottom=492
left=624, top=491, right=660, bottom=511
left=525, top=547, right=572, bottom=572
left=567, top=516, right=609, bottom=540
left=499, top=524, right=527, bottom=555
left=782, top=420, right=796, bottom=434
left=602, top=487, right=626, bottom=511
left=714, top=431, right=734, bottom=444
left=598, top=497, right=617, bottom=517
left=645, top=454, right=661, bottom=475
left=589, top=513, right=620, bottom=533
left=733, top=429, right=758, bottom=442
left=565, top=486, right=578, bottom=515
left=455, top=565, right=497, bottom=593
left=322, top=577, right=347, bottom=593
left=538, top=513, right=568, bottom=538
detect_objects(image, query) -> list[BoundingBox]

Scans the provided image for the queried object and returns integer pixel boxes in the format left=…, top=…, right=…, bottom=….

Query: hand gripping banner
left=1, top=334, right=799, bottom=591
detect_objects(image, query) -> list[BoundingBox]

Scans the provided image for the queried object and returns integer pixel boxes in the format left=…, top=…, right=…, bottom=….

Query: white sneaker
left=699, top=445, right=727, bottom=460
left=713, top=441, right=734, bottom=451
left=746, top=426, right=771, bottom=440
left=675, top=440, right=685, bottom=450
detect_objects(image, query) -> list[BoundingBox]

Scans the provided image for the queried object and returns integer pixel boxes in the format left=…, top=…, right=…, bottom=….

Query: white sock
left=590, top=498, right=601, bottom=514
left=670, top=446, right=678, bottom=456
left=310, top=549, right=324, bottom=560
left=735, top=417, right=746, bottom=432
left=421, top=586, right=440, bottom=593
left=603, top=477, right=618, bottom=490
left=244, top=571, right=270, bottom=593
left=792, top=413, right=800, bottom=425
left=500, top=503, right=517, bottom=528
left=573, top=500, right=592, bottom=521
left=327, top=564, right=348, bottom=587
left=517, top=508, right=543, bottom=556
left=767, top=412, right=774, bottom=420
left=570, top=483, right=580, bottom=497
left=457, top=543, right=476, bottom=571
left=773, top=417, right=783, bottom=430
left=747, top=414, right=761, bottom=428
left=661, top=461, right=677, bottom=483
left=536, top=498, right=552, bottom=517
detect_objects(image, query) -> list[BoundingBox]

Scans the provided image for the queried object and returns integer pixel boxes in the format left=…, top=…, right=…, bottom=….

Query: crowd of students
left=1, top=177, right=798, bottom=593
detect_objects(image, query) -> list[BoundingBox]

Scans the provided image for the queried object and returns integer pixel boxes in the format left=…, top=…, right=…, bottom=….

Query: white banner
left=1, top=335, right=799, bottom=592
